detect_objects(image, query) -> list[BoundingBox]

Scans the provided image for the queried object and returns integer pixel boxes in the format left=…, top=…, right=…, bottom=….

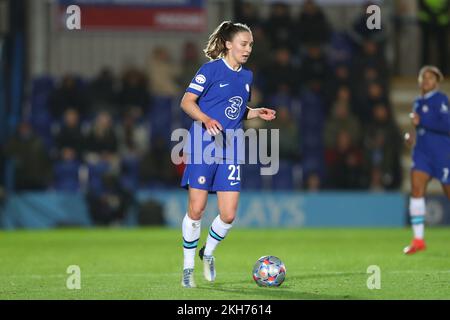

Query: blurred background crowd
left=1, top=0, right=449, bottom=224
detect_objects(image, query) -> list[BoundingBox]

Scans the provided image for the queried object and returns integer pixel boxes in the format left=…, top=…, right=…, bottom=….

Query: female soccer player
left=179, top=21, right=276, bottom=287
left=404, top=65, right=450, bottom=254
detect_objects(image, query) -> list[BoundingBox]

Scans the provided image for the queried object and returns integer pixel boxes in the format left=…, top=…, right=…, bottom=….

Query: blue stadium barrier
left=0, top=190, right=408, bottom=229
left=0, top=192, right=91, bottom=229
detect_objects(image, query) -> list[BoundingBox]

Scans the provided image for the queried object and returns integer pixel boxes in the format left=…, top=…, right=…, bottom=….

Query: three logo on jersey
left=194, top=74, right=250, bottom=121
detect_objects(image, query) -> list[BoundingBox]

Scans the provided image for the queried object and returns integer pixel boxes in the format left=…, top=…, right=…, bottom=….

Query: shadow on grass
left=288, top=272, right=367, bottom=282
left=195, top=272, right=366, bottom=300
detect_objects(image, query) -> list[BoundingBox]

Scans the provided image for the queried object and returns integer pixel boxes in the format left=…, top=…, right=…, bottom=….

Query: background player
left=179, top=21, right=276, bottom=287
left=404, top=65, right=450, bottom=254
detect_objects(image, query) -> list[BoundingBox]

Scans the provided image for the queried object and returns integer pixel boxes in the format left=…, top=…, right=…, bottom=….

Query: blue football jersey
left=413, top=90, right=450, bottom=152
left=183, top=58, right=253, bottom=163
left=412, top=90, right=450, bottom=183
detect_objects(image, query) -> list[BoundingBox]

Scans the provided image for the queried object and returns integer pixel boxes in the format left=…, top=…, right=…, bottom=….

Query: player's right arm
left=404, top=130, right=416, bottom=149
left=180, top=92, right=223, bottom=136
left=181, top=63, right=223, bottom=136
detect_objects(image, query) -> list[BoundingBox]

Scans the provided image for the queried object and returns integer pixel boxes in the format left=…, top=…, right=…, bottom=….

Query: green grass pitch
left=0, top=227, right=449, bottom=299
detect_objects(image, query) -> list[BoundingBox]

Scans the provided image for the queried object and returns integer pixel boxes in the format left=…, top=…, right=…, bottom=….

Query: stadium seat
left=120, top=156, right=140, bottom=192
left=87, top=160, right=110, bottom=195
left=271, top=160, right=294, bottom=190
left=53, top=160, right=81, bottom=192
left=149, top=96, right=174, bottom=144
left=241, top=164, right=263, bottom=190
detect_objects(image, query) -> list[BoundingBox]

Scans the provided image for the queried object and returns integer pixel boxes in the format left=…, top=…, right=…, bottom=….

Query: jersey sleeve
left=185, top=63, right=211, bottom=97
left=419, top=95, right=450, bottom=135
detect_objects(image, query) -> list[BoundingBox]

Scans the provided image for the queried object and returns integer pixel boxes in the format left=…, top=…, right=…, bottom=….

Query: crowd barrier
left=0, top=190, right=430, bottom=230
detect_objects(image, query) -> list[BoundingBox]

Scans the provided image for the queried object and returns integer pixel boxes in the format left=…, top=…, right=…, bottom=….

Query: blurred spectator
left=418, top=0, right=450, bottom=75
left=297, top=0, right=332, bottom=47
left=263, top=47, right=300, bottom=96
left=300, top=45, right=331, bottom=96
left=324, top=99, right=362, bottom=149
left=304, top=172, right=322, bottom=191
left=85, top=112, right=119, bottom=171
left=357, top=82, right=389, bottom=122
left=246, top=25, right=272, bottom=72
left=116, top=108, right=149, bottom=158
left=87, top=67, right=119, bottom=117
left=363, top=104, right=402, bottom=190
left=264, top=2, right=296, bottom=51
left=87, top=172, right=134, bottom=226
left=266, top=107, right=301, bottom=161
left=140, top=136, right=178, bottom=186
left=147, top=47, right=181, bottom=98
left=325, top=129, right=366, bottom=189
left=3, top=122, right=52, bottom=191
left=117, top=67, right=149, bottom=115
left=234, top=0, right=262, bottom=28
left=351, top=40, right=389, bottom=89
left=53, top=148, right=82, bottom=192
left=325, top=65, right=352, bottom=108
left=178, top=41, right=203, bottom=90
left=49, top=74, right=88, bottom=118
left=327, top=32, right=354, bottom=68
left=268, top=87, right=302, bottom=123
left=55, top=108, right=85, bottom=159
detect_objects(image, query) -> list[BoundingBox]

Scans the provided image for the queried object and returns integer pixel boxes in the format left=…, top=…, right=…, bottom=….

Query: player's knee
left=220, top=212, right=236, bottom=224
left=188, top=204, right=206, bottom=220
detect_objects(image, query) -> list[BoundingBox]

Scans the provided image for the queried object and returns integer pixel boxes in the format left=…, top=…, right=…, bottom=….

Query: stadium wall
left=0, top=191, right=427, bottom=230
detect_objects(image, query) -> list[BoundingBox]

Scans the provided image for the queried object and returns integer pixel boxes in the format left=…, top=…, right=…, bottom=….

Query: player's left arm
left=417, top=96, right=450, bottom=135
left=246, top=106, right=276, bottom=121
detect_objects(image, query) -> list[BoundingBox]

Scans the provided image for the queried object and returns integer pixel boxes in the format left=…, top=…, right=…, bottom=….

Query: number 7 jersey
left=412, top=90, right=450, bottom=184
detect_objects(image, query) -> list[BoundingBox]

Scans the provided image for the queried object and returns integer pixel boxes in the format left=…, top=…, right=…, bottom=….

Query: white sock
left=204, top=215, right=233, bottom=256
left=410, top=197, right=425, bottom=240
left=182, top=213, right=201, bottom=269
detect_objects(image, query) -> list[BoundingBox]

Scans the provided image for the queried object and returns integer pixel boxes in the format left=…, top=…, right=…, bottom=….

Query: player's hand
left=256, top=108, right=276, bottom=121
left=409, top=112, right=420, bottom=127
left=404, top=131, right=415, bottom=148
left=204, top=118, right=223, bottom=136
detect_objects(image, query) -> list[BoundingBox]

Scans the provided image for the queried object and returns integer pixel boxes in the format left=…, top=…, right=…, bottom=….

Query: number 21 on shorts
left=228, top=165, right=241, bottom=183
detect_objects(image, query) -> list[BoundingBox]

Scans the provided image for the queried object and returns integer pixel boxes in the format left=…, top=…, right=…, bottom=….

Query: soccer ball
left=252, top=256, right=286, bottom=287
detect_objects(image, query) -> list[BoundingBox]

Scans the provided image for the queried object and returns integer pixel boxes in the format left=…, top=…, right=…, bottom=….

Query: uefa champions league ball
left=252, top=256, right=286, bottom=287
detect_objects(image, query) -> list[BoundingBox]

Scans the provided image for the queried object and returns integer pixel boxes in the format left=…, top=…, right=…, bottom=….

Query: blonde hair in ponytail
left=204, top=21, right=251, bottom=60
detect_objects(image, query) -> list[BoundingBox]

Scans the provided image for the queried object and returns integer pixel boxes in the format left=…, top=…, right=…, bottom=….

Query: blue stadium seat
left=241, top=164, right=263, bottom=190
left=149, top=96, right=173, bottom=143
left=53, top=160, right=81, bottom=192
left=120, top=156, right=140, bottom=192
left=328, top=31, right=354, bottom=67
left=30, top=109, right=54, bottom=150
left=87, top=160, right=110, bottom=195
left=31, top=76, right=54, bottom=97
left=271, top=160, right=294, bottom=190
